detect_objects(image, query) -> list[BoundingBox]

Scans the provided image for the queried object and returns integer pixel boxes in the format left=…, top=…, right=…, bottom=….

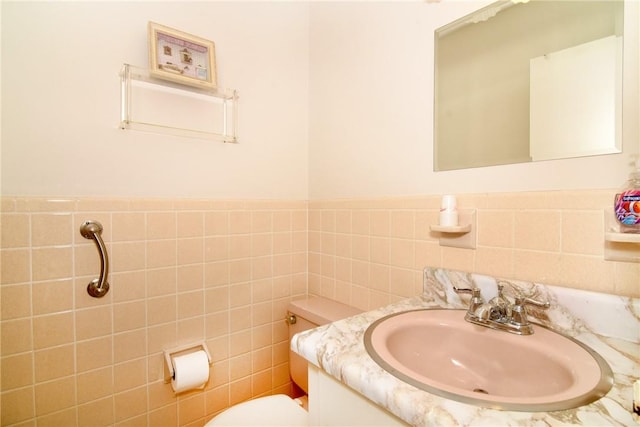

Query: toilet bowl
left=205, top=394, right=308, bottom=426
left=205, top=296, right=361, bottom=426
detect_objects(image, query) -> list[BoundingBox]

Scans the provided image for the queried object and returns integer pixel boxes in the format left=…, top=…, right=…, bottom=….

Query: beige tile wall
left=308, top=190, right=639, bottom=312
left=1, top=197, right=307, bottom=427
left=1, top=190, right=638, bottom=426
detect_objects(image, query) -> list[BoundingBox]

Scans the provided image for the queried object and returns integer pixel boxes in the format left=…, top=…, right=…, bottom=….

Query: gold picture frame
left=148, top=22, right=217, bottom=90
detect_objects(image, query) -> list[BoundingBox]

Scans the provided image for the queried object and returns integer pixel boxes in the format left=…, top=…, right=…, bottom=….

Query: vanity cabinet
left=307, top=365, right=407, bottom=426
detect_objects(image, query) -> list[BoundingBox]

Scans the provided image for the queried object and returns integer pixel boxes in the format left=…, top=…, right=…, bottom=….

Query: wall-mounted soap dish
left=430, top=210, right=476, bottom=249
left=604, top=232, right=640, bottom=243
left=429, top=224, right=472, bottom=234
left=603, top=208, right=640, bottom=262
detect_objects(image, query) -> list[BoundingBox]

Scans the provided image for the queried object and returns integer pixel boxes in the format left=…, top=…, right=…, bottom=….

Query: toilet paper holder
left=163, top=341, right=213, bottom=383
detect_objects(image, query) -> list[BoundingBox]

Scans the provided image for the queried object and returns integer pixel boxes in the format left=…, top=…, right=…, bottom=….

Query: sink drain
left=473, top=388, right=489, bottom=395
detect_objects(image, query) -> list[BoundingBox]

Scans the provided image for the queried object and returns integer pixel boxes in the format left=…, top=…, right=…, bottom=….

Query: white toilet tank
left=288, top=297, right=362, bottom=393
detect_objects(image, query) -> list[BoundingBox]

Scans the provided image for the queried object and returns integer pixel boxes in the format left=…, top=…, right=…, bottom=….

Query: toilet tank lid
left=288, top=296, right=362, bottom=326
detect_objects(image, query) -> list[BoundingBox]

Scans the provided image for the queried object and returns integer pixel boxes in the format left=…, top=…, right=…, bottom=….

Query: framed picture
left=148, top=22, right=217, bottom=90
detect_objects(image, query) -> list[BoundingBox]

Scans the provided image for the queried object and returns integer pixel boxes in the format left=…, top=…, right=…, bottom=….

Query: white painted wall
left=1, top=2, right=309, bottom=199
left=2, top=1, right=638, bottom=201
left=308, top=1, right=640, bottom=199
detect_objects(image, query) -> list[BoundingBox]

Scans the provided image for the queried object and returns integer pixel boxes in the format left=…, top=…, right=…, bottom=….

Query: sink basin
left=364, top=309, right=613, bottom=411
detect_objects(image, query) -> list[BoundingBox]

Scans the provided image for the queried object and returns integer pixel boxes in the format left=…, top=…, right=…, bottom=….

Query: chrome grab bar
left=80, top=220, right=110, bottom=298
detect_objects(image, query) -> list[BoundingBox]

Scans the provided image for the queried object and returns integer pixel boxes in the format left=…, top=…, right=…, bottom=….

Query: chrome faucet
left=453, top=282, right=549, bottom=335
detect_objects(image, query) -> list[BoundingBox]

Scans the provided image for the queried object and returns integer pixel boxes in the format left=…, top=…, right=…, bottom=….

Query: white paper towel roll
left=171, top=350, right=210, bottom=393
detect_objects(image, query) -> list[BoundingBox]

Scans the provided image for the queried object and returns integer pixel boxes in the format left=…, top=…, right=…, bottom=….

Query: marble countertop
left=291, top=268, right=640, bottom=426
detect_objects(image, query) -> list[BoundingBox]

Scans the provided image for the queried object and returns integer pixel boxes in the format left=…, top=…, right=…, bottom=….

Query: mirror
left=434, top=0, right=624, bottom=171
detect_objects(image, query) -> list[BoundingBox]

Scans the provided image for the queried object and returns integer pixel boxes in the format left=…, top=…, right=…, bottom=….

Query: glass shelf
left=120, top=64, right=238, bottom=143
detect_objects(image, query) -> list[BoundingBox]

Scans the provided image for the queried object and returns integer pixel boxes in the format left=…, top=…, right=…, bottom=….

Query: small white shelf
left=605, top=232, right=640, bottom=243
left=603, top=208, right=640, bottom=262
left=430, top=210, right=476, bottom=249
left=120, top=64, right=238, bottom=142
left=429, top=224, right=472, bottom=234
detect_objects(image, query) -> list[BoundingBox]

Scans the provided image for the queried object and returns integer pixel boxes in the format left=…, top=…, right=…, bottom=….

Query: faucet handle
left=511, top=295, right=550, bottom=327
left=453, top=286, right=485, bottom=315
left=453, top=286, right=481, bottom=298
left=514, top=295, right=550, bottom=309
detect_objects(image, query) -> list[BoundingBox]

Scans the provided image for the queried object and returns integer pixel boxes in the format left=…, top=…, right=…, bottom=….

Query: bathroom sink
left=364, top=309, right=613, bottom=411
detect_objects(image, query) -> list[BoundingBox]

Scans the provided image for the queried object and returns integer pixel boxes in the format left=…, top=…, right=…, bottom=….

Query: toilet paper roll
left=171, top=350, right=210, bottom=393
